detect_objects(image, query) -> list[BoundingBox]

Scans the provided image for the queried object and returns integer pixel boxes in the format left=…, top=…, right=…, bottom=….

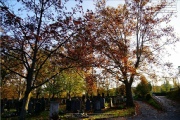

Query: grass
left=1, top=105, right=135, bottom=120
left=147, top=98, right=162, bottom=110
left=88, top=107, right=135, bottom=119
left=1, top=110, right=49, bottom=120
left=134, top=93, right=163, bottom=111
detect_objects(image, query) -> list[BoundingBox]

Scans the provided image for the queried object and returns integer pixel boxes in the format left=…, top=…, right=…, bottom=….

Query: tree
left=44, top=74, right=66, bottom=99
left=92, top=0, right=179, bottom=106
left=0, top=0, right=85, bottom=119
left=85, top=74, right=97, bottom=96
left=161, top=79, right=172, bottom=92
left=62, top=68, right=86, bottom=98
left=1, top=53, right=25, bottom=99
left=135, top=75, right=152, bottom=98
left=44, top=68, right=86, bottom=99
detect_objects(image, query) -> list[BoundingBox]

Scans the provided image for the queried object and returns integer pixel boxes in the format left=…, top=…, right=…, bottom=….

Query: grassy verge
left=86, top=107, right=135, bottom=119
left=146, top=97, right=162, bottom=110
left=134, top=94, right=163, bottom=111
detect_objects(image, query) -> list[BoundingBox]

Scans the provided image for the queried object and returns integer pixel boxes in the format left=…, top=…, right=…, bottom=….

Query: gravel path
left=110, top=96, right=180, bottom=120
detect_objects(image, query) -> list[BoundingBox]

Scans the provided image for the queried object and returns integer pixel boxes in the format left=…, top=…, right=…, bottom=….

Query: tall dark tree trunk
left=125, top=83, right=134, bottom=107
left=19, top=90, right=30, bottom=120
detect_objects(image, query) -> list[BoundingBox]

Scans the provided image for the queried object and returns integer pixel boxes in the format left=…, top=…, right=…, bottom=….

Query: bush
left=145, top=93, right=151, bottom=101
left=167, top=88, right=180, bottom=101
left=135, top=75, right=152, bottom=99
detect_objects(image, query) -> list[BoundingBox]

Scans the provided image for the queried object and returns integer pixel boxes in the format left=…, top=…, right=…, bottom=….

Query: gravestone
left=71, top=99, right=76, bottom=112
left=94, top=100, right=101, bottom=112
left=85, top=98, right=91, bottom=111
left=49, top=101, right=59, bottom=119
left=28, top=98, right=34, bottom=114
left=16, top=99, right=23, bottom=115
left=113, top=97, right=117, bottom=105
left=6, top=99, right=11, bottom=111
left=66, top=99, right=71, bottom=111
left=71, top=98, right=81, bottom=113
left=100, top=97, right=105, bottom=109
left=41, top=97, right=46, bottom=111
left=1, top=99, right=5, bottom=114
left=94, top=95, right=101, bottom=112
left=75, top=98, right=81, bottom=112
left=35, top=100, right=41, bottom=114
left=110, top=98, right=113, bottom=107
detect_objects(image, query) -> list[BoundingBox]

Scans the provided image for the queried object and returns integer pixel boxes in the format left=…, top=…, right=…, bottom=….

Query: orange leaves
left=73, top=20, right=81, bottom=25
left=140, top=75, right=148, bottom=84
left=85, top=74, right=97, bottom=94
left=144, top=17, right=156, bottom=24
left=134, top=0, right=140, bottom=3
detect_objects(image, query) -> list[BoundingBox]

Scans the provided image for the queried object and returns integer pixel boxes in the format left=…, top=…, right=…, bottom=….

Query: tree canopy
left=0, top=0, right=179, bottom=118
left=90, top=0, right=179, bottom=106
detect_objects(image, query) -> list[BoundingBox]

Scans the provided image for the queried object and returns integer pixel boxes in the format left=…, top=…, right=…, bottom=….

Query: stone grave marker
left=35, top=100, right=41, bottom=114
left=41, top=97, right=46, bottom=111
left=100, top=97, right=105, bottom=109
left=85, top=98, right=91, bottom=111
left=49, top=101, right=59, bottom=119
left=28, top=98, right=34, bottom=114
left=66, top=99, right=71, bottom=111
left=110, top=98, right=113, bottom=107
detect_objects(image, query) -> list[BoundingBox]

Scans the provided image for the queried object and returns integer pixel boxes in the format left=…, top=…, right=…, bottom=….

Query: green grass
left=1, top=106, right=135, bottom=120
left=83, top=107, right=135, bottom=120
left=146, top=98, right=162, bottom=110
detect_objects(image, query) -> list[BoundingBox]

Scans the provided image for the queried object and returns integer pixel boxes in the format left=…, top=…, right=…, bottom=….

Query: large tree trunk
left=125, top=83, right=134, bottom=107
left=19, top=90, right=30, bottom=120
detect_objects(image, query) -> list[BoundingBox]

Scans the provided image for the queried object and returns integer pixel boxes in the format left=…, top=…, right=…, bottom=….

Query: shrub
left=167, top=88, right=180, bottom=101
left=145, top=93, right=151, bottom=101
left=135, top=75, right=152, bottom=99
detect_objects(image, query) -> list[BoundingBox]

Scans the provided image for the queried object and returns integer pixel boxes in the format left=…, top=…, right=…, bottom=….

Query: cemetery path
left=127, top=96, right=180, bottom=120
left=110, top=96, right=180, bottom=120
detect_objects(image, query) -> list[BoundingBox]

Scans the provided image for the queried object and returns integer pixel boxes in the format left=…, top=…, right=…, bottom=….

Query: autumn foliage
left=0, top=0, right=179, bottom=118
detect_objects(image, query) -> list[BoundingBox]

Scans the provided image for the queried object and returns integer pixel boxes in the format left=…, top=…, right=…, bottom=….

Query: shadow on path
left=110, top=96, right=180, bottom=120
left=127, top=96, right=180, bottom=120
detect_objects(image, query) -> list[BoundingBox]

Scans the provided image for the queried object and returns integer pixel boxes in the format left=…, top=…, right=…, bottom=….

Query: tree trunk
left=125, top=83, right=134, bottom=107
left=25, top=92, right=31, bottom=111
left=19, top=90, right=30, bottom=120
